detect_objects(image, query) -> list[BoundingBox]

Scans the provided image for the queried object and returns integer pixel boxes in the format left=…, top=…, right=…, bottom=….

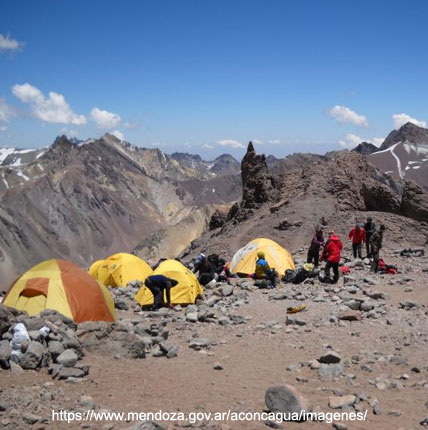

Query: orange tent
left=3, top=259, right=116, bottom=323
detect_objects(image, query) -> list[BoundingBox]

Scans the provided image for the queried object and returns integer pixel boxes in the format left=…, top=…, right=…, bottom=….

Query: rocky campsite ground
left=1, top=245, right=427, bottom=430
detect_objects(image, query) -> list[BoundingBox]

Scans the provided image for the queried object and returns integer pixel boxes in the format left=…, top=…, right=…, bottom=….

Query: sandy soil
left=1, top=251, right=428, bottom=430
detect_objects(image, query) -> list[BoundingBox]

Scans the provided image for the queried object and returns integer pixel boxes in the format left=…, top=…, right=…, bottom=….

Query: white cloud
left=111, top=130, right=124, bottom=141
left=12, top=83, right=86, bottom=125
left=203, top=144, right=214, bottom=149
left=124, top=121, right=137, bottom=129
left=328, top=105, right=368, bottom=127
left=0, top=32, right=23, bottom=52
left=0, top=125, right=7, bottom=132
left=370, top=137, right=384, bottom=147
left=217, top=139, right=245, bottom=149
left=60, top=128, right=79, bottom=138
left=0, top=98, right=15, bottom=122
left=392, top=113, right=426, bottom=129
left=91, top=107, right=121, bottom=129
left=252, top=138, right=282, bottom=145
left=339, top=133, right=384, bottom=149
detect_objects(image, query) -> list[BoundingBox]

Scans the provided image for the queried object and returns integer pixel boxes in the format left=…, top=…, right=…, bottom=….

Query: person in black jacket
left=364, top=217, right=376, bottom=258
left=193, top=254, right=215, bottom=285
left=144, top=275, right=178, bottom=310
left=208, top=253, right=227, bottom=274
left=307, top=225, right=324, bottom=267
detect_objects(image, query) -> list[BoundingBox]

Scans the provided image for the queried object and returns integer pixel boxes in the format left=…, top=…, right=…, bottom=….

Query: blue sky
left=1, top=0, right=428, bottom=159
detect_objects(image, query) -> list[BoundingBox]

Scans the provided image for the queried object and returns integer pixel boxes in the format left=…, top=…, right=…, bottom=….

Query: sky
left=1, top=0, right=428, bottom=159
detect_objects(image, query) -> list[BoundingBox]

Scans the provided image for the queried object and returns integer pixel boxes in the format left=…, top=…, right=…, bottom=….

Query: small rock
left=400, top=300, right=417, bottom=310
left=22, top=412, right=41, bottom=424
left=115, top=300, right=129, bottom=311
left=0, top=401, right=10, bottom=412
left=373, top=404, right=382, bottom=415
left=57, top=367, right=85, bottom=380
left=79, top=395, right=95, bottom=410
left=329, top=395, right=356, bottom=409
left=189, top=338, right=210, bottom=350
left=213, top=362, right=224, bottom=370
left=221, top=285, right=234, bottom=297
left=186, top=312, right=198, bottom=323
left=332, top=423, right=348, bottom=430
left=338, top=311, right=361, bottom=322
left=57, top=349, right=78, bottom=367
left=319, top=351, right=341, bottom=364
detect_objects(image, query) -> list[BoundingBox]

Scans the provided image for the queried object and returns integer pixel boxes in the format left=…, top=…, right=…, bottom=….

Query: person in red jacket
left=348, top=223, right=366, bottom=259
left=321, top=233, right=343, bottom=284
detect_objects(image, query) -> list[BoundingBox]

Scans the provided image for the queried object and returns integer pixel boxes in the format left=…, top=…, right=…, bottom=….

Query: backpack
left=283, top=269, right=296, bottom=283
left=292, top=268, right=309, bottom=284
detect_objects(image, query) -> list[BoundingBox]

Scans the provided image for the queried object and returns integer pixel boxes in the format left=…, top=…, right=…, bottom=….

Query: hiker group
left=307, top=217, right=386, bottom=284
left=2, top=222, right=390, bottom=319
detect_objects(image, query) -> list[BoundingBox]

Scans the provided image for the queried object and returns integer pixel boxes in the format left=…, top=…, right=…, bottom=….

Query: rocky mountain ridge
left=0, top=134, right=241, bottom=289
left=368, top=122, right=428, bottom=189
left=183, top=142, right=428, bottom=263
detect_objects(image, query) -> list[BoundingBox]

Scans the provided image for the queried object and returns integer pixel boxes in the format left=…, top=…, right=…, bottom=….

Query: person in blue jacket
left=254, top=251, right=277, bottom=288
left=144, top=275, right=178, bottom=310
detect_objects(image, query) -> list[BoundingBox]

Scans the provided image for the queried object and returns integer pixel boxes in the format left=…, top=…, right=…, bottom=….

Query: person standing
left=364, top=217, right=376, bottom=258
left=307, top=225, right=324, bottom=267
left=348, top=223, right=366, bottom=259
left=369, top=225, right=386, bottom=272
left=321, top=233, right=343, bottom=284
left=144, top=275, right=178, bottom=310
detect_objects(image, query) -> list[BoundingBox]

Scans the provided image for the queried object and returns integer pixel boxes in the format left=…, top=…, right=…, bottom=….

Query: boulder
left=265, top=385, right=310, bottom=415
left=0, top=339, right=12, bottom=369
left=48, top=340, right=65, bottom=361
left=318, top=363, right=345, bottom=378
left=19, top=341, right=45, bottom=369
left=56, top=349, right=78, bottom=367
left=22, top=317, right=46, bottom=331
left=0, top=304, right=14, bottom=336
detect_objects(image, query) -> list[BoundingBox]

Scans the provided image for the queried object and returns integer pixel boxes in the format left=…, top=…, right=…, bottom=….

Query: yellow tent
left=3, top=259, right=116, bottom=322
left=89, top=259, right=104, bottom=278
left=135, top=259, right=203, bottom=306
left=90, top=253, right=153, bottom=287
left=230, top=238, right=295, bottom=276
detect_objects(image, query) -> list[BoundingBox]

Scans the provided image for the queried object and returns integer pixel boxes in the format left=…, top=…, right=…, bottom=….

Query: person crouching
left=144, top=275, right=178, bottom=311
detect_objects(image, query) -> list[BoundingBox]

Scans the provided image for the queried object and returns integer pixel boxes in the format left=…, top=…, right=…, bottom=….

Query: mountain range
left=0, top=134, right=241, bottom=288
left=2, top=122, right=428, bottom=289
left=353, top=122, right=428, bottom=189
